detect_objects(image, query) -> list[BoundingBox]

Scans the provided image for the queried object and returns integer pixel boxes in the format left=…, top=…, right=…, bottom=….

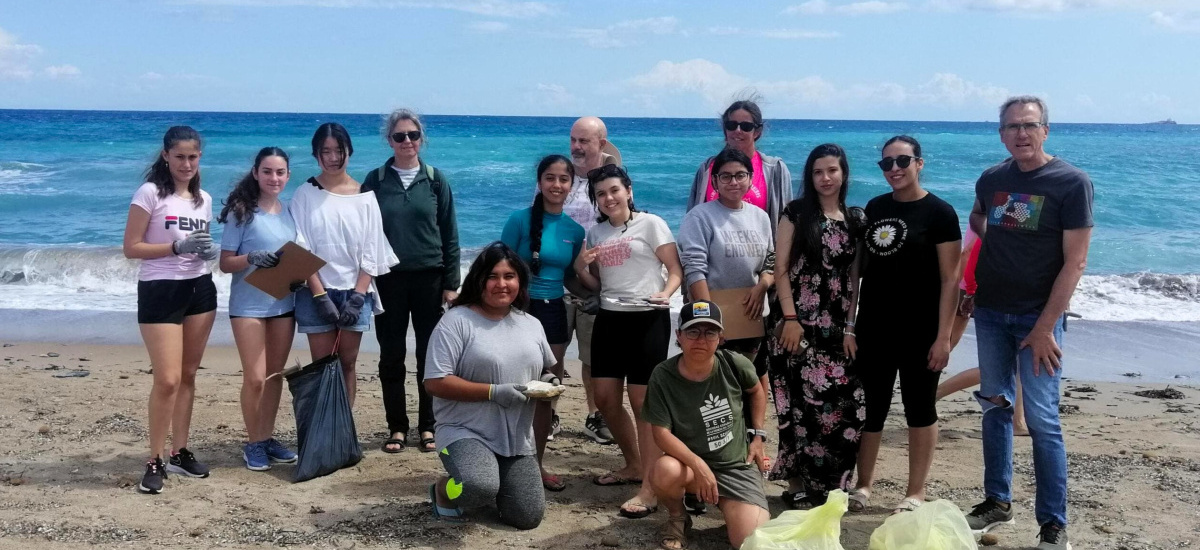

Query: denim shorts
left=295, top=287, right=375, bottom=334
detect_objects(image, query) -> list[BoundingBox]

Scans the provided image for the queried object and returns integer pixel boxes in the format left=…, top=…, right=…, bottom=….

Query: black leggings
left=858, top=332, right=940, bottom=431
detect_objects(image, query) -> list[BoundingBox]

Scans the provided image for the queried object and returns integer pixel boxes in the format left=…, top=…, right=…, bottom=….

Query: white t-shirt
left=391, top=166, right=420, bottom=190
left=289, top=180, right=399, bottom=312
left=586, top=212, right=675, bottom=312
left=129, top=182, right=213, bottom=281
left=564, top=175, right=599, bottom=232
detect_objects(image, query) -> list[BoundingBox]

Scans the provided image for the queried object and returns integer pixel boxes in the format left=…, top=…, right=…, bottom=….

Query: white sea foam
left=0, top=161, right=61, bottom=196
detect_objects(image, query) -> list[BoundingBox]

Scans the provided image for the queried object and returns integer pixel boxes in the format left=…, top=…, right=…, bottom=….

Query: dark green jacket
left=361, top=158, right=460, bottom=289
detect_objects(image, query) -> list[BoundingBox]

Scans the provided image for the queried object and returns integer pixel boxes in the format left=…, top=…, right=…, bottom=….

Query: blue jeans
left=973, top=306, right=1067, bottom=528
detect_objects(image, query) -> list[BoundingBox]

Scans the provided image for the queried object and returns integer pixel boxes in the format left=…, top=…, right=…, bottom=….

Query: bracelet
left=747, top=429, right=768, bottom=442
left=488, top=384, right=494, bottom=400
left=846, top=321, right=856, bottom=328
left=782, top=314, right=798, bottom=321
left=845, top=331, right=856, bottom=337
left=312, top=292, right=327, bottom=298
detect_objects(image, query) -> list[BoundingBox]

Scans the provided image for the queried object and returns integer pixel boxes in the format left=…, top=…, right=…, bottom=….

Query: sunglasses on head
left=723, top=121, right=761, bottom=133
left=586, top=164, right=627, bottom=182
left=877, top=155, right=920, bottom=171
left=391, top=130, right=422, bottom=142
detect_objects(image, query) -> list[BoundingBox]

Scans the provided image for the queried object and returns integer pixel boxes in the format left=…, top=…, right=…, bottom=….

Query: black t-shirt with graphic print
left=974, top=157, right=1094, bottom=315
left=858, top=192, right=961, bottom=340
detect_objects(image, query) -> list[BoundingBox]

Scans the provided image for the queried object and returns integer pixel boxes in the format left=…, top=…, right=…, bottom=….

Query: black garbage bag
left=286, top=345, right=362, bottom=482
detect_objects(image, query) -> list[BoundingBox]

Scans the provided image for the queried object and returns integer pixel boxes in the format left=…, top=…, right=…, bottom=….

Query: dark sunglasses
left=586, top=164, right=627, bottom=182
left=723, top=120, right=762, bottom=133
left=391, top=130, right=422, bottom=142
left=877, top=155, right=920, bottom=171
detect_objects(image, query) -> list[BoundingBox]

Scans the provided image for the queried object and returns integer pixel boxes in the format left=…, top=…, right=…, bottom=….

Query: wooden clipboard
left=244, top=241, right=326, bottom=300
left=708, top=287, right=766, bottom=340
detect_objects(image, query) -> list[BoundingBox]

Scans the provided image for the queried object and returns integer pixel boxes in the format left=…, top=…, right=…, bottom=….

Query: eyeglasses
left=682, top=327, right=721, bottom=341
left=586, top=164, right=627, bottom=182
left=715, top=171, right=750, bottom=185
left=391, top=130, right=422, bottom=142
left=1001, top=122, right=1045, bottom=134
left=877, top=155, right=920, bottom=171
left=723, top=121, right=762, bottom=133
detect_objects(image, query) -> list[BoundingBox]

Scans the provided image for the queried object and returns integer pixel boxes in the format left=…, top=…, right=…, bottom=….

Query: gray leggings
left=439, top=438, right=545, bottom=530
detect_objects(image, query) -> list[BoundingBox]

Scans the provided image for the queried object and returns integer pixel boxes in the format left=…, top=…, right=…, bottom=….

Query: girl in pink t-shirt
left=122, top=126, right=219, bottom=495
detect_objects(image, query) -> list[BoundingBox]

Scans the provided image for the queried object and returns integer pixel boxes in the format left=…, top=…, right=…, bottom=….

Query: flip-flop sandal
left=892, top=497, right=924, bottom=515
left=381, top=438, right=405, bottom=454
left=428, top=483, right=468, bottom=523
left=618, top=499, right=659, bottom=519
left=848, top=489, right=869, bottom=512
left=420, top=435, right=437, bottom=453
left=659, top=514, right=692, bottom=550
left=542, top=472, right=566, bottom=492
left=593, top=472, right=642, bottom=486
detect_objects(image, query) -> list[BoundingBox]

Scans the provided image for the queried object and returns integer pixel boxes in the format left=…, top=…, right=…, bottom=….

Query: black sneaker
left=138, top=457, right=167, bottom=494
left=548, top=413, right=562, bottom=442
left=684, top=492, right=707, bottom=514
left=167, top=448, right=210, bottom=478
left=583, top=412, right=614, bottom=445
left=1036, top=524, right=1071, bottom=550
left=965, top=498, right=1015, bottom=534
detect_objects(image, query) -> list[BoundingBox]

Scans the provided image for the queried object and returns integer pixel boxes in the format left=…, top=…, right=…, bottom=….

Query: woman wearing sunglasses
left=849, top=135, right=961, bottom=515
left=362, top=109, right=461, bottom=455
left=500, top=154, right=586, bottom=491
left=766, top=143, right=867, bottom=510
left=573, top=164, right=684, bottom=519
left=686, top=98, right=793, bottom=233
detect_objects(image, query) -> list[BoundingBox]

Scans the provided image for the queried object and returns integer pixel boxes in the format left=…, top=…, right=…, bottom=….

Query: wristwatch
left=747, top=429, right=768, bottom=442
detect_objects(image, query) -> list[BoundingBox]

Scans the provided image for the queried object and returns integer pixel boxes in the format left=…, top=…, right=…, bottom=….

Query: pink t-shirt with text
left=130, top=182, right=213, bottom=281
left=704, top=151, right=768, bottom=211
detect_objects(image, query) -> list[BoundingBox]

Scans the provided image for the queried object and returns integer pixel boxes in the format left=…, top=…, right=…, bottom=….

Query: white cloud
left=174, top=0, right=553, bottom=18
left=533, top=83, right=573, bottom=105
left=923, top=0, right=1197, bottom=12
left=1150, top=11, right=1200, bottom=32
left=628, top=59, right=1008, bottom=113
left=42, top=64, right=81, bottom=79
left=141, top=72, right=165, bottom=80
left=705, top=27, right=840, bottom=39
left=569, top=16, right=680, bottom=48
left=0, top=28, right=44, bottom=80
left=467, top=20, right=509, bottom=32
left=785, top=0, right=910, bottom=15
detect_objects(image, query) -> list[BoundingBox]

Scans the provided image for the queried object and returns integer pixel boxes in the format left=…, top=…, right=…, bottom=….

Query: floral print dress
left=766, top=205, right=866, bottom=499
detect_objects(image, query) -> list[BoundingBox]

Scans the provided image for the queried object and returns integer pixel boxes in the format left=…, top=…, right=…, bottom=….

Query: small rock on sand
left=979, top=533, right=1000, bottom=546
left=600, top=535, right=620, bottom=547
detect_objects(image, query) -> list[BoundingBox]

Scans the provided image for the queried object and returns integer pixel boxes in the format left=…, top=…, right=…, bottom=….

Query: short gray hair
left=999, top=96, right=1048, bottom=126
left=382, top=108, right=426, bottom=145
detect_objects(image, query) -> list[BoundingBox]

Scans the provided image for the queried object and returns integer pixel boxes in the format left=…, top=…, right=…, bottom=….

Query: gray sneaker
left=583, top=412, right=614, bottom=444
left=965, top=498, right=1015, bottom=534
left=1036, top=524, right=1071, bottom=550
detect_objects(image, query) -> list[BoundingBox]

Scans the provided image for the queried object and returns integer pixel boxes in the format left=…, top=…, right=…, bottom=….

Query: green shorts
left=715, top=465, right=769, bottom=511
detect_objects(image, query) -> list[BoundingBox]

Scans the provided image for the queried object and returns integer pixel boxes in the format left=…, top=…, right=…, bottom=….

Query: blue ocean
left=1, top=109, right=1198, bottom=324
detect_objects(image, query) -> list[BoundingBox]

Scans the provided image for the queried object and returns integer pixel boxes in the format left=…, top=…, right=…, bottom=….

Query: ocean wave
left=0, top=161, right=60, bottom=196
left=2, top=245, right=1197, bottom=321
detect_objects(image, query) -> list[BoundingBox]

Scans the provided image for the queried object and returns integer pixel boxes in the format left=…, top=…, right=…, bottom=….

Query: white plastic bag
left=867, top=499, right=976, bottom=550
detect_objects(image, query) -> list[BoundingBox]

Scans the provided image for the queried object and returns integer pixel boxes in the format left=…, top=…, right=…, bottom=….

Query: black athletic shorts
left=137, top=273, right=218, bottom=324
left=590, top=308, right=671, bottom=385
left=527, top=297, right=569, bottom=345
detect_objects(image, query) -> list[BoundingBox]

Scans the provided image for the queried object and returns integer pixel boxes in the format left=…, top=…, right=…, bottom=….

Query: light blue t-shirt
left=500, top=206, right=585, bottom=300
left=220, top=206, right=298, bottom=317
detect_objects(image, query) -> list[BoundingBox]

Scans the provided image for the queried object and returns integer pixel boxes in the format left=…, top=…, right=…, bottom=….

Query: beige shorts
left=564, top=297, right=596, bottom=365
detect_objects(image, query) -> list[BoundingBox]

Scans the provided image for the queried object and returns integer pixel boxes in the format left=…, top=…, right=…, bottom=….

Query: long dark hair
left=883, top=134, right=922, bottom=159
left=452, top=242, right=530, bottom=312
left=529, top=154, right=575, bottom=275
left=143, top=126, right=203, bottom=207
left=311, top=122, right=353, bottom=171
left=587, top=164, right=640, bottom=226
left=787, top=143, right=860, bottom=270
left=218, top=147, right=290, bottom=226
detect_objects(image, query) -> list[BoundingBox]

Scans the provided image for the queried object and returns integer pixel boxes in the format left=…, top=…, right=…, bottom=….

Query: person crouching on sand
left=645, top=300, right=770, bottom=550
left=123, top=126, right=220, bottom=494
left=217, top=147, right=299, bottom=471
left=424, top=242, right=560, bottom=529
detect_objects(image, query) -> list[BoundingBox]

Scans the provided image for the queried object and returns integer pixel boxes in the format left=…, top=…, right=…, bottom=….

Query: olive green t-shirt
left=641, top=351, right=759, bottom=471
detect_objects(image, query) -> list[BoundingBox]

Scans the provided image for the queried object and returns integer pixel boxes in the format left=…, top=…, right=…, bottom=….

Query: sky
left=1, top=0, right=1197, bottom=123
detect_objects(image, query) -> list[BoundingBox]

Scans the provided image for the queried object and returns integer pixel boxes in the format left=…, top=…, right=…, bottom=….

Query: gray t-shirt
left=424, top=306, right=556, bottom=456
left=974, top=157, right=1094, bottom=315
left=677, top=200, right=774, bottom=290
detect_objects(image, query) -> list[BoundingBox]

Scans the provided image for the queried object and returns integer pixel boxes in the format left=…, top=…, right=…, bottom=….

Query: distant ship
left=1147, top=119, right=1177, bottom=125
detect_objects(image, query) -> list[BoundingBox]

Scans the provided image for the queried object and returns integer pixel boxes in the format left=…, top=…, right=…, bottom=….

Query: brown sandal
left=659, top=514, right=692, bottom=550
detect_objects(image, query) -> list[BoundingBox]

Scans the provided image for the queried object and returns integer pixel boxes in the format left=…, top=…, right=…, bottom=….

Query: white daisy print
left=872, top=224, right=897, bottom=248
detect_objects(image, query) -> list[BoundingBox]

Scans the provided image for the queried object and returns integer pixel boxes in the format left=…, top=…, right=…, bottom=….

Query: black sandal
left=381, top=438, right=405, bottom=453
left=420, top=434, right=437, bottom=453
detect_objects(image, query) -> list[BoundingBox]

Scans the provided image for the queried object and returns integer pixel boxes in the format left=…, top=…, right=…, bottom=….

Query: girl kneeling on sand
left=123, top=126, right=220, bottom=494
left=218, top=147, right=299, bottom=471
left=424, top=243, right=559, bottom=529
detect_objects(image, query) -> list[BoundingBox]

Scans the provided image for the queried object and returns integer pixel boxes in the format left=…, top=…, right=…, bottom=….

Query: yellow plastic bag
left=867, top=499, right=976, bottom=550
left=740, top=489, right=848, bottom=550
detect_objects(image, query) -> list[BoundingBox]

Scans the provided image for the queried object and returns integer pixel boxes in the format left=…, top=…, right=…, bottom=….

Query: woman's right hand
left=843, top=333, right=858, bottom=361
left=691, top=459, right=720, bottom=505
left=574, top=243, right=598, bottom=273
left=780, top=320, right=804, bottom=354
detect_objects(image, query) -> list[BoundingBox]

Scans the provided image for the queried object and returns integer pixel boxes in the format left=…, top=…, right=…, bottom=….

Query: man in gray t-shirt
left=964, top=96, right=1093, bottom=550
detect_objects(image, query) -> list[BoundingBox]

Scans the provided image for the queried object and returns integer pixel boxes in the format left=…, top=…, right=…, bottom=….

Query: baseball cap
left=679, top=300, right=723, bottom=331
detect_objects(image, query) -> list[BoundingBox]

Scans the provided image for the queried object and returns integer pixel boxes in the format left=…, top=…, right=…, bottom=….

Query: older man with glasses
left=964, top=96, right=1094, bottom=550
left=643, top=300, right=770, bottom=550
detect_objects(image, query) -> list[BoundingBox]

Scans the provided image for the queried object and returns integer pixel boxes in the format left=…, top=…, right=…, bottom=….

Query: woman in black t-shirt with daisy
left=848, top=135, right=961, bottom=515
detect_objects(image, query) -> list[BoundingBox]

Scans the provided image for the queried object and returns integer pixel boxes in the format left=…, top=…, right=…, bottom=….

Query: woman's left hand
left=442, top=290, right=458, bottom=305
left=927, top=337, right=952, bottom=372
left=648, top=291, right=671, bottom=304
left=843, top=333, right=858, bottom=361
left=742, top=283, right=768, bottom=320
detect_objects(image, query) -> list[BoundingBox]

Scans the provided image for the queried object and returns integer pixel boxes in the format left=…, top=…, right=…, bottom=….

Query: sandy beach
left=0, top=338, right=1198, bottom=550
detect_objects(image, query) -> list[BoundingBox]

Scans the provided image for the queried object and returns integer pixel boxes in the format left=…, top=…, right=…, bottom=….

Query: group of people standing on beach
left=121, top=94, right=1092, bottom=550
